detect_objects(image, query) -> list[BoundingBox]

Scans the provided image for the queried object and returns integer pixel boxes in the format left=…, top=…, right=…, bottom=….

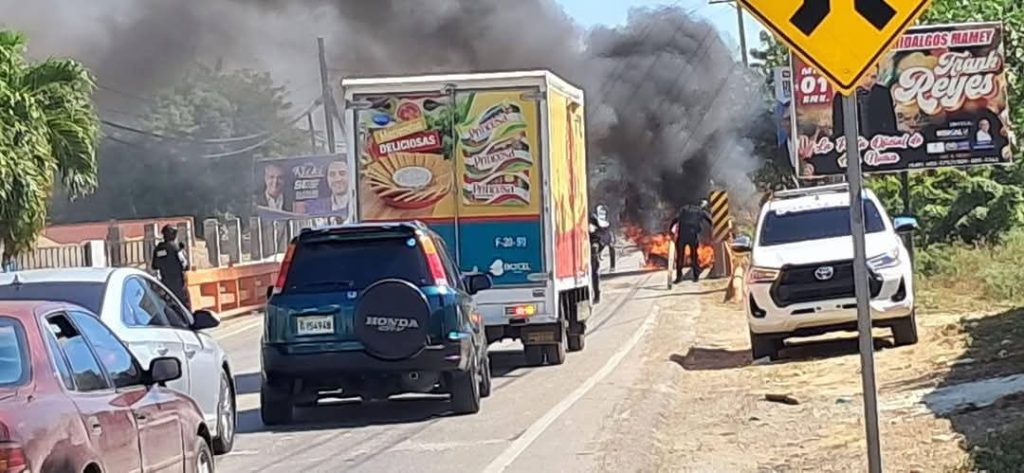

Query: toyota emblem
left=814, top=266, right=835, bottom=281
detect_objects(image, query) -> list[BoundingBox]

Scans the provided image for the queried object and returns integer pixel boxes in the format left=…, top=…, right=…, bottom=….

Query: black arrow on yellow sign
left=790, top=0, right=897, bottom=36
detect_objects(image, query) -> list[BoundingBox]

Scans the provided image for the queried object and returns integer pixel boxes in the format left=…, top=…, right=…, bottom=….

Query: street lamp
left=708, top=0, right=749, bottom=67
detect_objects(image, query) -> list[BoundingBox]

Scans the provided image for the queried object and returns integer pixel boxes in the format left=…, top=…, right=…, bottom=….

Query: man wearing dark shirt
left=671, top=200, right=712, bottom=284
left=152, top=225, right=191, bottom=309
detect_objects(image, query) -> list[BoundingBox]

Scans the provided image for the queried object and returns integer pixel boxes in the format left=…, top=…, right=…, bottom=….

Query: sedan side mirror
left=894, top=216, right=919, bottom=233
left=146, top=357, right=182, bottom=386
left=731, top=234, right=753, bottom=254
left=191, top=309, right=220, bottom=331
left=465, top=273, right=493, bottom=295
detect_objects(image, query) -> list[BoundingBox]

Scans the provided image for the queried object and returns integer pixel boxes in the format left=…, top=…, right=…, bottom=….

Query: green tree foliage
left=51, top=64, right=308, bottom=224
left=869, top=0, right=1023, bottom=246
left=0, top=31, right=99, bottom=258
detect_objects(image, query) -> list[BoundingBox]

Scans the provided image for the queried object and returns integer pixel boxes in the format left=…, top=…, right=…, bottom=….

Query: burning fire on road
left=624, top=224, right=715, bottom=271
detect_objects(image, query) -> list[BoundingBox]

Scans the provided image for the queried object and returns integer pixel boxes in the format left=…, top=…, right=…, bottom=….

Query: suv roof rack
left=298, top=221, right=429, bottom=237
left=772, top=184, right=849, bottom=200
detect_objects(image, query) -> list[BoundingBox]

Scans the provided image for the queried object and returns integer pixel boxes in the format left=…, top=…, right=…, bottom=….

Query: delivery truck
left=341, top=70, right=593, bottom=366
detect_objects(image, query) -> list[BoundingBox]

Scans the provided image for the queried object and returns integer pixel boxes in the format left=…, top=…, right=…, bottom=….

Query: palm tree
left=0, top=31, right=99, bottom=262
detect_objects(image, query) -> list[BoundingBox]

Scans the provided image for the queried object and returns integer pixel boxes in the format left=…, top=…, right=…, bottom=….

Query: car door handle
left=184, top=348, right=196, bottom=358
left=155, top=346, right=169, bottom=356
left=134, top=412, right=147, bottom=422
left=86, top=416, right=102, bottom=434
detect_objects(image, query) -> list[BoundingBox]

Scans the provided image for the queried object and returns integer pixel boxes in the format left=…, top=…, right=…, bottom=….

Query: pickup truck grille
left=770, top=260, right=883, bottom=307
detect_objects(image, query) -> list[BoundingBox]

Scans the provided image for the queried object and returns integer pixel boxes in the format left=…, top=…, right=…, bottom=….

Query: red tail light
left=0, top=442, right=28, bottom=473
left=417, top=233, right=449, bottom=288
left=273, top=244, right=296, bottom=295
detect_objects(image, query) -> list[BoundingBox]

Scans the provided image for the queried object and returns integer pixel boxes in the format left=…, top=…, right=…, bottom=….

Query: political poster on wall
left=253, top=154, right=351, bottom=221
left=792, top=22, right=1013, bottom=177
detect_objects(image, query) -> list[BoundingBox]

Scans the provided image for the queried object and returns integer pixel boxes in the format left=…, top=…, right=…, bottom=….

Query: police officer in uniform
left=589, top=207, right=611, bottom=304
left=152, top=225, right=191, bottom=309
left=591, top=204, right=615, bottom=272
left=671, top=199, right=712, bottom=284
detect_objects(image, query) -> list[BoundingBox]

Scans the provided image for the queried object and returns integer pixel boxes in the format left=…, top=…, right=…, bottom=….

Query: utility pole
left=709, top=0, right=749, bottom=67
left=306, top=112, right=318, bottom=154
left=317, top=37, right=337, bottom=155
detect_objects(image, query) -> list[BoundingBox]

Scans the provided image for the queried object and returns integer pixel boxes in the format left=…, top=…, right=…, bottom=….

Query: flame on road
left=624, top=224, right=715, bottom=271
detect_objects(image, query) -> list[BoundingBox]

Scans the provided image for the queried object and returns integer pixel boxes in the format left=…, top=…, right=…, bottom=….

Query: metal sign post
left=842, top=94, right=883, bottom=472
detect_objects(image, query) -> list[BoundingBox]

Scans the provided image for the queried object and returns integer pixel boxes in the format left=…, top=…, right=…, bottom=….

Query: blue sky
left=555, top=0, right=767, bottom=60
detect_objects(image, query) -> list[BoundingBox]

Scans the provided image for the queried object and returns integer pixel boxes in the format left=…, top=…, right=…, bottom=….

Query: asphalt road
left=211, top=260, right=665, bottom=473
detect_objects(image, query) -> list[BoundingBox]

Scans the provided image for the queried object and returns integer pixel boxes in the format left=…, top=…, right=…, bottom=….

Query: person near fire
left=152, top=225, right=192, bottom=309
left=589, top=205, right=611, bottom=304
left=671, top=199, right=712, bottom=284
left=590, top=204, right=615, bottom=272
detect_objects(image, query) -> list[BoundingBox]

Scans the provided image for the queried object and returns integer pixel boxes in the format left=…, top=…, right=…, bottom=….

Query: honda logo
left=814, top=266, right=835, bottom=281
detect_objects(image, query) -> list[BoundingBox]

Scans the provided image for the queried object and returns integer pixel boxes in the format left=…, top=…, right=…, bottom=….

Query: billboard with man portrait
left=793, top=22, right=1013, bottom=177
left=254, top=154, right=351, bottom=221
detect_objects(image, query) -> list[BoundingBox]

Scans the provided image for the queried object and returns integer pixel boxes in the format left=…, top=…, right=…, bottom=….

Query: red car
left=0, top=300, right=215, bottom=473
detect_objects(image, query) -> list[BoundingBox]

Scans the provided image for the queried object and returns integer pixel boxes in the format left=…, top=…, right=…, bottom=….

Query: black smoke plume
left=2, top=0, right=766, bottom=232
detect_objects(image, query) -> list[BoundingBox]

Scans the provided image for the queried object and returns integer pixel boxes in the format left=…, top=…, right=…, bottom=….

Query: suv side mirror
left=894, top=216, right=919, bottom=233
left=731, top=234, right=753, bottom=254
left=191, top=309, right=220, bottom=331
left=146, top=357, right=182, bottom=386
left=465, top=273, right=493, bottom=295
left=266, top=285, right=275, bottom=299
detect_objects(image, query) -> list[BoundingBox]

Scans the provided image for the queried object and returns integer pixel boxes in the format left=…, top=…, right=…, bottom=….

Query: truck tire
left=750, top=331, right=783, bottom=361
left=567, top=333, right=586, bottom=352
left=354, top=279, right=431, bottom=360
left=449, top=370, right=481, bottom=415
left=545, top=340, right=567, bottom=365
left=524, top=345, right=545, bottom=366
left=260, top=381, right=294, bottom=426
left=891, top=311, right=919, bottom=347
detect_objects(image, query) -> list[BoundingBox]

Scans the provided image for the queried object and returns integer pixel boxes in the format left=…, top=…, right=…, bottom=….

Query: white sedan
left=0, top=267, right=237, bottom=454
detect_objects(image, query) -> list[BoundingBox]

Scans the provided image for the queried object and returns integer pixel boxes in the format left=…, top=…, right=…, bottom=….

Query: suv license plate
left=296, top=316, right=334, bottom=336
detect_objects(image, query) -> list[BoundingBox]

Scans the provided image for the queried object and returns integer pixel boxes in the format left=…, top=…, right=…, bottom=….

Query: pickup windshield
left=284, top=235, right=430, bottom=293
left=759, top=201, right=887, bottom=247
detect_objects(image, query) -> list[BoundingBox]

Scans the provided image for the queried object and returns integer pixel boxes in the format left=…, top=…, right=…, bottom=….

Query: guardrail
left=186, top=261, right=279, bottom=319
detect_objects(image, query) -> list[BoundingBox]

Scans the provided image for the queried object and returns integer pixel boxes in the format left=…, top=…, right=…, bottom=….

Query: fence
left=15, top=244, right=91, bottom=270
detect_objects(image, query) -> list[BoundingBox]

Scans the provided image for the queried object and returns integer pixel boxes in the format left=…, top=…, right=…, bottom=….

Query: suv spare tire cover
left=355, top=279, right=432, bottom=360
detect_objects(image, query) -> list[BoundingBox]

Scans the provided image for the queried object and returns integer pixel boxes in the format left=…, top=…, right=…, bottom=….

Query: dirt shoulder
left=595, top=279, right=1024, bottom=472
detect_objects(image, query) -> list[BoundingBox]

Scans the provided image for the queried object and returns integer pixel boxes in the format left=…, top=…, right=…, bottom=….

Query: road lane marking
left=213, top=319, right=262, bottom=340
left=482, top=306, right=662, bottom=473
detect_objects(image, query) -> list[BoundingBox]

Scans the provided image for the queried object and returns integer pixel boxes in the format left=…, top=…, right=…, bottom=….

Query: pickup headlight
left=747, top=267, right=780, bottom=284
left=867, top=247, right=901, bottom=271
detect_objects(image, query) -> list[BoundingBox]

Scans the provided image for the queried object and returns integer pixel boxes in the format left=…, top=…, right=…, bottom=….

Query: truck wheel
left=448, top=370, right=481, bottom=415
left=750, top=331, right=783, bottom=361
left=479, top=353, right=493, bottom=398
left=545, top=341, right=567, bottom=365
left=892, top=311, right=919, bottom=347
left=567, top=333, right=586, bottom=352
left=260, top=381, right=294, bottom=426
left=524, top=345, right=545, bottom=366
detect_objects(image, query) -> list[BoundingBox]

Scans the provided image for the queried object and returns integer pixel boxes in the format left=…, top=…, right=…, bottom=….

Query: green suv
left=260, top=222, right=493, bottom=425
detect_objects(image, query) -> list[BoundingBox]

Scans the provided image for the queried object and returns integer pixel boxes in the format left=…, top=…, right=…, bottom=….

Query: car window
left=122, top=277, right=169, bottom=328
left=0, top=318, right=29, bottom=387
left=41, top=325, right=74, bottom=390
left=46, top=314, right=110, bottom=392
left=0, top=282, right=105, bottom=314
left=284, top=236, right=429, bottom=292
left=144, top=280, right=192, bottom=330
left=759, top=200, right=888, bottom=247
left=69, top=311, right=143, bottom=389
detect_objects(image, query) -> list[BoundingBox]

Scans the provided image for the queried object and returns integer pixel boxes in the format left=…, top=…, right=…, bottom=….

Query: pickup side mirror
left=464, top=273, right=493, bottom=295
left=146, top=357, right=182, bottom=386
left=731, top=234, right=754, bottom=254
left=894, top=216, right=919, bottom=233
left=191, top=309, right=220, bottom=330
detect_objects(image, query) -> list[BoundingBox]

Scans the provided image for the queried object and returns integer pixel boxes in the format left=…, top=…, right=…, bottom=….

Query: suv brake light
left=0, top=441, right=28, bottom=473
left=417, top=233, right=449, bottom=288
left=273, top=243, right=296, bottom=295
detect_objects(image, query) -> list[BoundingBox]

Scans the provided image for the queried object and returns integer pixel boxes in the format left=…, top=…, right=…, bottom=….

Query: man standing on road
left=671, top=199, right=712, bottom=284
left=152, top=225, right=191, bottom=309
left=589, top=209, right=608, bottom=304
left=591, top=204, right=615, bottom=272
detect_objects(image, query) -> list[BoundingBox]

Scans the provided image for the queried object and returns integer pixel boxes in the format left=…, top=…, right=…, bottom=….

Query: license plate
left=296, top=315, right=334, bottom=336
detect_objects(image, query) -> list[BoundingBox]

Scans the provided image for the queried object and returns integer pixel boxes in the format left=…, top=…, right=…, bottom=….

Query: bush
left=917, top=229, right=1024, bottom=304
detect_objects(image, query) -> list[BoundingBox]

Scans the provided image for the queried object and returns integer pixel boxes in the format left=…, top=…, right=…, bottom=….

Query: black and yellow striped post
left=708, top=190, right=733, bottom=279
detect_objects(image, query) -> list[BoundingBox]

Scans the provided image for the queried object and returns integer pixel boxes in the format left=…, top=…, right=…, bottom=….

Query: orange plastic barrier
left=186, top=262, right=278, bottom=318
